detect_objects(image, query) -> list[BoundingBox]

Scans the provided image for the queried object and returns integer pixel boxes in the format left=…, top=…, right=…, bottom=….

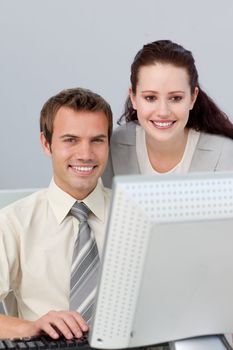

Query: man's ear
left=129, top=87, right=137, bottom=110
left=40, top=132, right=52, bottom=156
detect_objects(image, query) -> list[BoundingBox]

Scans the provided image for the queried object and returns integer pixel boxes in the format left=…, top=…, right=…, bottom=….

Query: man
left=0, top=88, right=112, bottom=339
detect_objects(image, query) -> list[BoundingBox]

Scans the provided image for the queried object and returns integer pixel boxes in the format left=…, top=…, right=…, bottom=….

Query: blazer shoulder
left=198, top=132, right=233, bottom=150
left=195, top=132, right=233, bottom=171
left=111, top=122, right=137, bottom=145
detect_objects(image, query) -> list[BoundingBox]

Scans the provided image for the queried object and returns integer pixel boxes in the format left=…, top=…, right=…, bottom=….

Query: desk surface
left=170, top=335, right=229, bottom=350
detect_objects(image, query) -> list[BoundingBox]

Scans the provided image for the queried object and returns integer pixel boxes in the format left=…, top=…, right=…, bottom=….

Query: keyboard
left=0, top=335, right=92, bottom=350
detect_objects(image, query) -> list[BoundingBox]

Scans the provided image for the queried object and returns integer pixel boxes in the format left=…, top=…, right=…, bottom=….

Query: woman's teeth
left=153, top=121, right=174, bottom=127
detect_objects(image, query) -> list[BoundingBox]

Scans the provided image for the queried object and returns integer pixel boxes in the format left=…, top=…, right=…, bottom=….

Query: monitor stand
left=169, top=335, right=231, bottom=350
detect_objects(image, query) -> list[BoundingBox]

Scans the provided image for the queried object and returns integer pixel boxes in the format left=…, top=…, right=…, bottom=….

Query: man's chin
left=69, top=181, right=97, bottom=198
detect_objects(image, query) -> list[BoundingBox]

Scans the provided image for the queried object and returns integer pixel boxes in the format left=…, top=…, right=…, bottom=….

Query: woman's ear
left=190, top=86, right=199, bottom=110
left=129, top=87, right=137, bottom=110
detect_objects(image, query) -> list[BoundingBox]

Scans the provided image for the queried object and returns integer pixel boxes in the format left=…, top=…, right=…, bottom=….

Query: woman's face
left=130, top=63, right=198, bottom=145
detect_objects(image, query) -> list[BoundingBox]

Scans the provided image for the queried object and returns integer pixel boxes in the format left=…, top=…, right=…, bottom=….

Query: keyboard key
left=3, top=341, right=16, bottom=350
left=0, top=341, right=6, bottom=349
left=17, top=342, right=27, bottom=349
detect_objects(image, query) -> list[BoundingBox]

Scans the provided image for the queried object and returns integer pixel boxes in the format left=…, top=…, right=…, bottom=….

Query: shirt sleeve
left=0, top=216, right=20, bottom=300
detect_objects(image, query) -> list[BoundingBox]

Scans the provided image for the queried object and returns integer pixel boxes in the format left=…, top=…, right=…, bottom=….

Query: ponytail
left=187, top=87, right=233, bottom=139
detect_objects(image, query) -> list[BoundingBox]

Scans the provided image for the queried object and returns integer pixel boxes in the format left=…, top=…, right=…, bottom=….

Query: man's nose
left=74, top=142, right=93, bottom=160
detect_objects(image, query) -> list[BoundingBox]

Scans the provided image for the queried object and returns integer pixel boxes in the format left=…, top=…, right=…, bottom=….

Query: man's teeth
left=154, top=121, right=173, bottom=127
left=72, top=166, right=93, bottom=171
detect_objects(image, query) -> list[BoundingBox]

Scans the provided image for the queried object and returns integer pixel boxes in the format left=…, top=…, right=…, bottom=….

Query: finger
left=59, top=313, right=85, bottom=339
left=39, top=323, right=60, bottom=339
left=49, top=318, right=76, bottom=339
left=36, top=314, right=75, bottom=340
left=70, top=311, right=89, bottom=332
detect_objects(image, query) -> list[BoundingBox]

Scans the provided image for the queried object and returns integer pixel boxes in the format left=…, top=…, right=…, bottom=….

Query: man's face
left=41, top=106, right=109, bottom=199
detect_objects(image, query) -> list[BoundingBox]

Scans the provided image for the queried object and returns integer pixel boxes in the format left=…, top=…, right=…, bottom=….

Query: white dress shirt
left=0, top=179, right=111, bottom=320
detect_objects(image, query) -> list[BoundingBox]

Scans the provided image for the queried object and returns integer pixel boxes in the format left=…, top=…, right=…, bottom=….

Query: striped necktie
left=70, top=201, right=100, bottom=324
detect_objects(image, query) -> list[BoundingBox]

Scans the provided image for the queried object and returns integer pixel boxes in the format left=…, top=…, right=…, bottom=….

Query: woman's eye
left=145, top=96, right=156, bottom=102
left=170, top=96, right=182, bottom=102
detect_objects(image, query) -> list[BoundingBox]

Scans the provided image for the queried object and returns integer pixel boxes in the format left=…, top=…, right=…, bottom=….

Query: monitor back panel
left=90, top=172, right=233, bottom=349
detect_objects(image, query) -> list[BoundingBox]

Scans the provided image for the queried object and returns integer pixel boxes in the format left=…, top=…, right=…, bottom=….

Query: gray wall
left=0, top=0, right=233, bottom=189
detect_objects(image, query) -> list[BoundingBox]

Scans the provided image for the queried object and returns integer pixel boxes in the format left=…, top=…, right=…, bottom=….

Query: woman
left=103, top=40, right=233, bottom=187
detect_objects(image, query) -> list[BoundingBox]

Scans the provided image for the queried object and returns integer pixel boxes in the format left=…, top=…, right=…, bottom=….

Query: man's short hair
left=40, top=87, right=113, bottom=145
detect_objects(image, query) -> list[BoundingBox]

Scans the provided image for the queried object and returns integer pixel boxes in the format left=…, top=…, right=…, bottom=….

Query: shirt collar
left=47, top=179, right=105, bottom=224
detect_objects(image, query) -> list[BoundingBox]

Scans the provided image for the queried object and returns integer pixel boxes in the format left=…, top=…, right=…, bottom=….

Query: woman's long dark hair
left=119, top=40, right=233, bottom=139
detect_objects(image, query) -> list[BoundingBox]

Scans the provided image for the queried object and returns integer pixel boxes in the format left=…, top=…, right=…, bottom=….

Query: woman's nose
left=156, top=100, right=170, bottom=117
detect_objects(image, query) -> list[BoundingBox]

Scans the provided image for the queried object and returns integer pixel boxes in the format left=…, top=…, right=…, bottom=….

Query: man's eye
left=93, top=138, right=104, bottom=143
left=64, top=138, right=75, bottom=143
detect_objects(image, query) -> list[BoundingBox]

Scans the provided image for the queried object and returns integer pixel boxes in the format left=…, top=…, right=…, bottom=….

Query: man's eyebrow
left=59, top=134, right=108, bottom=139
left=92, top=134, right=108, bottom=138
left=59, top=134, right=78, bottom=139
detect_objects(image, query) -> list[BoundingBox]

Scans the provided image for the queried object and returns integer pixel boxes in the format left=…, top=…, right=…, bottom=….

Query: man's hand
left=31, top=310, right=88, bottom=339
left=0, top=311, right=88, bottom=340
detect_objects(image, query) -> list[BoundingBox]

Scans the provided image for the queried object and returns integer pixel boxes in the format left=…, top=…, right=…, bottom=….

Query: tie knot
left=70, top=202, right=90, bottom=223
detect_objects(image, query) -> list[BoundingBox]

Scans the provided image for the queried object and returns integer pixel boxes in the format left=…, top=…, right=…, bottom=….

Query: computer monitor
left=89, top=172, right=233, bottom=349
